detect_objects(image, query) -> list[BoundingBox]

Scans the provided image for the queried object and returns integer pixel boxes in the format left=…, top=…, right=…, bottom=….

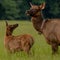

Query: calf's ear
left=39, top=2, right=45, bottom=10
left=5, top=20, right=8, bottom=26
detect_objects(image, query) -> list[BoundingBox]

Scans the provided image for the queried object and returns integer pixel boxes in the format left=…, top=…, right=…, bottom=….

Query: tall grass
left=0, top=20, right=60, bottom=60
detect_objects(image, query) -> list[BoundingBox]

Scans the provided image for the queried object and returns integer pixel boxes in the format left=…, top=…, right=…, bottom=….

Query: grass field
left=0, top=20, right=60, bottom=60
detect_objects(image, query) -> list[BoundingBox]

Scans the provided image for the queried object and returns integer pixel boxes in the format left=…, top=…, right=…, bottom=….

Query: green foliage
left=32, top=0, right=45, bottom=4
left=2, top=0, right=20, bottom=20
left=50, top=3, right=59, bottom=15
left=46, top=0, right=60, bottom=18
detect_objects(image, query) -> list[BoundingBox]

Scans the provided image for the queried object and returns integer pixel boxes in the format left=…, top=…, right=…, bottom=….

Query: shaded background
left=0, top=0, right=60, bottom=20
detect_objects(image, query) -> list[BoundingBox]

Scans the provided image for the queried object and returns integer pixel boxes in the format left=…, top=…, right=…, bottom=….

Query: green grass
left=0, top=20, right=60, bottom=60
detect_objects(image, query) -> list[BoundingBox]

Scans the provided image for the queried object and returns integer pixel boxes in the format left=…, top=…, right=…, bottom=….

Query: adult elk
left=4, top=21, right=34, bottom=54
left=26, top=2, right=60, bottom=54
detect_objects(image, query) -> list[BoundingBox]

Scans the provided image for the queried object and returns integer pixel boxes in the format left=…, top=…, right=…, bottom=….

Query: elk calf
left=4, top=21, right=34, bottom=54
left=26, top=2, right=60, bottom=54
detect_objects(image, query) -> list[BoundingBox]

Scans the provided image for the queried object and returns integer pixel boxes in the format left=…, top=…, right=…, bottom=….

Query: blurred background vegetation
left=0, top=0, right=60, bottom=20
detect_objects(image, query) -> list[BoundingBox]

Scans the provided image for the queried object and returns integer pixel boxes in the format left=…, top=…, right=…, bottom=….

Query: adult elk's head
left=26, top=2, right=45, bottom=17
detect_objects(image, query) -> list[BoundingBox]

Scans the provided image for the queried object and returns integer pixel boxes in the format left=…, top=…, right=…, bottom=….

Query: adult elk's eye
left=31, top=9, right=36, bottom=12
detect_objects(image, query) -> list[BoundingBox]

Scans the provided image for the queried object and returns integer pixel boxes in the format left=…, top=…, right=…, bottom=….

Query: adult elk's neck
left=31, top=12, right=44, bottom=32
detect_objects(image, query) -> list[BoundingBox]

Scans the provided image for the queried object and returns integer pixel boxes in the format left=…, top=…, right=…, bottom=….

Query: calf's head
left=26, top=3, right=45, bottom=17
left=5, top=21, right=18, bottom=36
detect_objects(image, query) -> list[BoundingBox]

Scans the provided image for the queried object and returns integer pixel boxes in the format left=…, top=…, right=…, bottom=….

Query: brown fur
left=4, top=21, right=34, bottom=54
left=26, top=3, right=60, bottom=54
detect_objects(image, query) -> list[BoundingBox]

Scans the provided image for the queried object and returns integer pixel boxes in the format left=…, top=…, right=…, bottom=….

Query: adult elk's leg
left=51, top=43, right=58, bottom=54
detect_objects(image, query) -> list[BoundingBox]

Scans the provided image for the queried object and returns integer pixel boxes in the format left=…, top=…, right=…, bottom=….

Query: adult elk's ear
left=5, top=20, right=8, bottom=26
left=39, top=2, right=45, bottom=10
left=29, top=2, right=33, bottom=7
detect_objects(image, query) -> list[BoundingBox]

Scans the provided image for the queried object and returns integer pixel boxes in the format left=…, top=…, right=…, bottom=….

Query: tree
left=46, top=0, right=60, bottom=18
left=2, top=0, right=20, bottom=20
left=32, top=0, right=45, bottom=4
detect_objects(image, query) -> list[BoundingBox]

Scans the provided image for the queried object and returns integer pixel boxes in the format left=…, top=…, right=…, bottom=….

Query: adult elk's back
left=26, top=2, right=60, bottom=54
left=4, top=21, right=34, bottom=54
